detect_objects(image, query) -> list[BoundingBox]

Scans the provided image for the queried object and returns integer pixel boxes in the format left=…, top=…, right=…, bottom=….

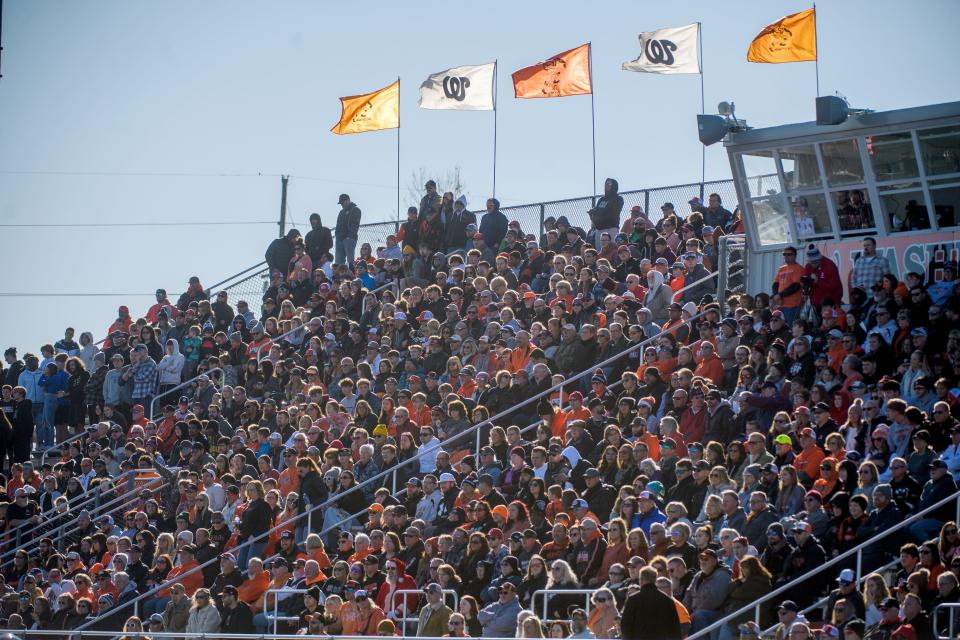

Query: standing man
left=305, top=213, right=333, bottom=267
left=772, top=246, right=805, bottom=323
left=265, top=229, right=302, bottom=278
left=336, top=193, right=362, bottom=268
left=444, top=195, right=475, bottom=255
left=621, top=566, right=683, bottom=640
left=850, top=237, right=891, bottom=293
left=128, top=345, right=157, bottom=414
left=478, top=198, right=507, bottom=251
left=588, top=178, right=624, bottom=248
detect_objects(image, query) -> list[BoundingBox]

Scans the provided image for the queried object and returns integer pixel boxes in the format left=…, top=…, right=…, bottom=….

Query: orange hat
left=894, top=283, right=910, bottom=299
left=492, top=505, right=509, bottom=521
left=368, top=503, right=384, bottom=513
left=523, top=291, right=536, bottom=301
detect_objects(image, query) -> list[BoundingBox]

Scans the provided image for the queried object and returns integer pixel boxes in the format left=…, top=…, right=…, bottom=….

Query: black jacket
left=220, top=601, right=255, bottom=633
left=444, top=208, right=476, bottom=251
left=621, top=583, right=683, bottom=640
left=589, top=178, right=624, bottom=230
left=305, top=224, right=333, bottom=264
left=265, top=237, right=295, bottom=276
left=336, top=203, right=362, bottom=239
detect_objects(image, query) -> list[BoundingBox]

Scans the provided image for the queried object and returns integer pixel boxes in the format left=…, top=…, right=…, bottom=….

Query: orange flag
left=331, top=80, right=400, bottom=135
left=747, top=8, right=817, bottom=63
left=512, top=43, right=592, bottom=99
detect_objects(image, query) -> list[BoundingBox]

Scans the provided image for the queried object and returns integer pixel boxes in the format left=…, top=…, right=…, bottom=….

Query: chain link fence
left=218, top=178, right=744, bottom=301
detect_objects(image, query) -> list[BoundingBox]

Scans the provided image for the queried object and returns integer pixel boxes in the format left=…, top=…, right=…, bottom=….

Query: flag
left=747, top=8, right=817, bottom=63
left=622, top=23, right=701, bottom=74
left=512, top=43, right=592, bottom=99
left=331, top=80, right=399, bottom=135
left=419, top=62, right=496, bottom=110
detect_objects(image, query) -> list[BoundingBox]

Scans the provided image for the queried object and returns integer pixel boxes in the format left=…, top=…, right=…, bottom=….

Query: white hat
left=438, top=472, right=457, bottom=483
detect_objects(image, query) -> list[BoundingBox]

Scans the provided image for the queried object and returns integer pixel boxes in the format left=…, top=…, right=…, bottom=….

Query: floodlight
left=816, top=96, right=849, bottom=126
left=717, top=101, right=733, bottom=116
left=698, top=115, right=729, bottom=146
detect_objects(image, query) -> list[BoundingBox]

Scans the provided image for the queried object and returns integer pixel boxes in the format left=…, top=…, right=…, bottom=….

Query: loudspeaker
left=816, top=96, right=849, bottom=126
left=697, top=115, right=728, bottom=146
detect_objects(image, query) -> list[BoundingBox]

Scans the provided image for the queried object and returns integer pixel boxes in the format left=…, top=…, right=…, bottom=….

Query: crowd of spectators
left=0, top=177, right=959, bottom=640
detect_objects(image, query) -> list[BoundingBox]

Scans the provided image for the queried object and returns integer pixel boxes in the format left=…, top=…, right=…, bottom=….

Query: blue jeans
left=910, top=518, right=945, bottom=543
left=255, top=612, right=277, bottom=634
left=692, top=609, right=722, bottom=640
left=143, top=596, right=170, bottom=618
left=335, top=237, right=357, bottom=270
left=39, top=397, right=57, bottom=449
left=237, top=539, right=267, bottom=572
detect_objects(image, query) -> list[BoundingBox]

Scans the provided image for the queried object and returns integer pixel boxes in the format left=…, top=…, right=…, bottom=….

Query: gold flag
left=331, top=80, right=399, bottom=135
left=747, top=8, right=817, bottom=63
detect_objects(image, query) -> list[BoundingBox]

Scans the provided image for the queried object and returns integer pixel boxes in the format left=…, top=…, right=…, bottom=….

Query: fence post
left=539, top=204, right=545, bottom=241
left=700, top=182, right=705, bottom=200
left=644, top=191, right=650, bottom=220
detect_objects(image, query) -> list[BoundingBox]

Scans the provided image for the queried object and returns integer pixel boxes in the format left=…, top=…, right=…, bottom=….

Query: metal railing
left=74, top=301, right=725, bottom=632
left=0, top=633, right=515, bottom=640
left=389, top=587, right=459, bottom=635
left=534, top=588, right=596, bottom=623
left=40, top=428, right=93, bottom=465
left=689, top=489, right=960, bottom=639
left=148, top=367, right=223, bottom=419
left=933, top=602, right=960, bottom=640
left=262, top=587, right=307, bottom=635
left=0, top=469, right=166, bottom=568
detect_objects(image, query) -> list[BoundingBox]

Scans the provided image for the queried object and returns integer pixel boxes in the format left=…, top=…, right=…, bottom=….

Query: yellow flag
left=747, top=8, right=817, bottom=63
left=331, top=80, right=399, bottom=135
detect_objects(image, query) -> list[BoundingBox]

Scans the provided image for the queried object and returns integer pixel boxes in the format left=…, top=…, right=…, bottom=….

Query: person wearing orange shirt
left=563, top=392, right=591, bottom=430
left=506, top=331, right=535, bottom=373
left=538, top=401, right=570, bottom=442
left=794, top=427, right=826, bottom=487
left=693, top=342, right=725, bottom=387
left=773, top=246, right=806, bottom=324
left=276, top=451, right=300, bottom=499
left=237, top=558, right=271, bottom=612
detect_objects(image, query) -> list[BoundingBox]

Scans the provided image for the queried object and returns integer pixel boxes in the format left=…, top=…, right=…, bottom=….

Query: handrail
left=689, top=488, right=960, bottom=639
left=148, top=366, right=223, bottom=420
left=389, top=587, right=458, bottom=635
left=206, top=260, right=269, bottom=296
left=76, top=304, right=720, bottom=630
left=40, top=428, right=93, bottom=465
left=0, top=469, right=165, bottom=568
left=0, top=468, right=138, bottom=545
left=262, top=587, right=308, bottom=635
left=671, top=267, right=721, bottom=303
left=0, top=633, right=517, bottom=639
left=933, top=602, right=960, bottom=640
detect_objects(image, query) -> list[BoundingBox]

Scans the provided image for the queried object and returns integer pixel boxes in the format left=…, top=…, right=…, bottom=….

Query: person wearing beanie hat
left=802, top=242, right=843, bottom=308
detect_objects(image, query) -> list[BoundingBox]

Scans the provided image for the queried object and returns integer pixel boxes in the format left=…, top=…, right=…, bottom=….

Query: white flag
left=418, top=62, right=496, bottom=110
left=622, top=23, right=701, bottom=74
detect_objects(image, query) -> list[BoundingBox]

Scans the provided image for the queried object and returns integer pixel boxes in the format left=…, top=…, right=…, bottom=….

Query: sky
left=1, top=0, right=959, bottom=353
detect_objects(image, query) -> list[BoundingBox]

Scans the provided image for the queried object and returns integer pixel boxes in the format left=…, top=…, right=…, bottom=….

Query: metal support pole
left=856, top=549, right=862, bottom=582
left=539, top=204, right=546, bottom=242
left=278, top=175, right=289, bottom=238
left=644, top=191, right=650, bottom=221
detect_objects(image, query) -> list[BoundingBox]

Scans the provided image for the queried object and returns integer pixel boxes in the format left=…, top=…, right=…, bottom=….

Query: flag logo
left=442, top=76, right=470, bottom=102
left=644, top=39, right=678, bottom=66
left=622, top=24, right=700, bottom=75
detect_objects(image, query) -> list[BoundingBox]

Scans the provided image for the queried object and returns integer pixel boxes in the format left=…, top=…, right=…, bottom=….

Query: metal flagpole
left=813, top=3, right=820, bottom=97
left=397, top=77, right=401, bottom=225
left=589, top=42, right=597, bottom=202
left=493, top=60, right=498, bottom=199
left=698, top=22, right=706, bottom=187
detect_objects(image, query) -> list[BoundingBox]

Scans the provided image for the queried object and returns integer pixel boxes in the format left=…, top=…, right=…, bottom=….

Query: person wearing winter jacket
left=444, top=195, right=476, bottom=254
left=477, top=581, right=522, bottom=638
left=682, top=548, right=732, bottom=634
left=157, top=339, right=185, bottom=394
left=588, top=178, right=624, bottom=249
left=185, top=588, right=221, bottom=633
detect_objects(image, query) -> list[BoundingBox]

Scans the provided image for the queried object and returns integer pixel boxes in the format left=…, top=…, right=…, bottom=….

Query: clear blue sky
left=2, top=0, right=958, bottom=353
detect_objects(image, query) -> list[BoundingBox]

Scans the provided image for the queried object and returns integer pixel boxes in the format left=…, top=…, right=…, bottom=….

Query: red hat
left=631, top=205, right=643, bottom=214
left=391, top=558, right=406, bottom=575
left=496, top=253, right=509, bottom=261
left=509, top=220, right=521, bottom=227
left=804, top=490, right=823, bottom=501
left=794, top=406, right=810, bottom=416
left=132, top=405, right=144, bottom=413
left=799, top=427, right=816, bottom=438
left=488, top=527, right=503, bottom=538
left=770, top=310, right=784, bottom=319
left=523, top=291, right=536, bottom=301
left=569, top=391, right=583, bottom=402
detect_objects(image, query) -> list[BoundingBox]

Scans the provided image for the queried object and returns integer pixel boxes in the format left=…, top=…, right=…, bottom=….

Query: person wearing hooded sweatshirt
left=682, top=548, right=732, bottom=634
left=445, top=195, right=476, bottom=254
left=157, top=339, right=185, bottom=393
left=588, top=178, right=624, bottom=249
left=644, top=269, right=673, bottom=325
left=479, top=198, right=507, bottom=250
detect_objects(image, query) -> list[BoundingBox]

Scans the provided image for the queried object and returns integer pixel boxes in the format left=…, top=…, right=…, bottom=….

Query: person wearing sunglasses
left=477, top=580, right=522, bottom=638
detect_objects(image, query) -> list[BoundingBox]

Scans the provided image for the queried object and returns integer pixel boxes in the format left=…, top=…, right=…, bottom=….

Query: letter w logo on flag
left=419, top=63, right=496, bottom=111
left=623, top=23, right=701, bottom=74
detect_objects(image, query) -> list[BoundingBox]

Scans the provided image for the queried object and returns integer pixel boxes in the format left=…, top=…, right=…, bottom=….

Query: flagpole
left=698, top=22, right=706, bottom=188
left=397, top=77, right=401, bottom=227
left=493, top=60, right=498, bottom=199
left=588, top=41, right=597, bottom=202
left=813, top=3, right=820, bottom=97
